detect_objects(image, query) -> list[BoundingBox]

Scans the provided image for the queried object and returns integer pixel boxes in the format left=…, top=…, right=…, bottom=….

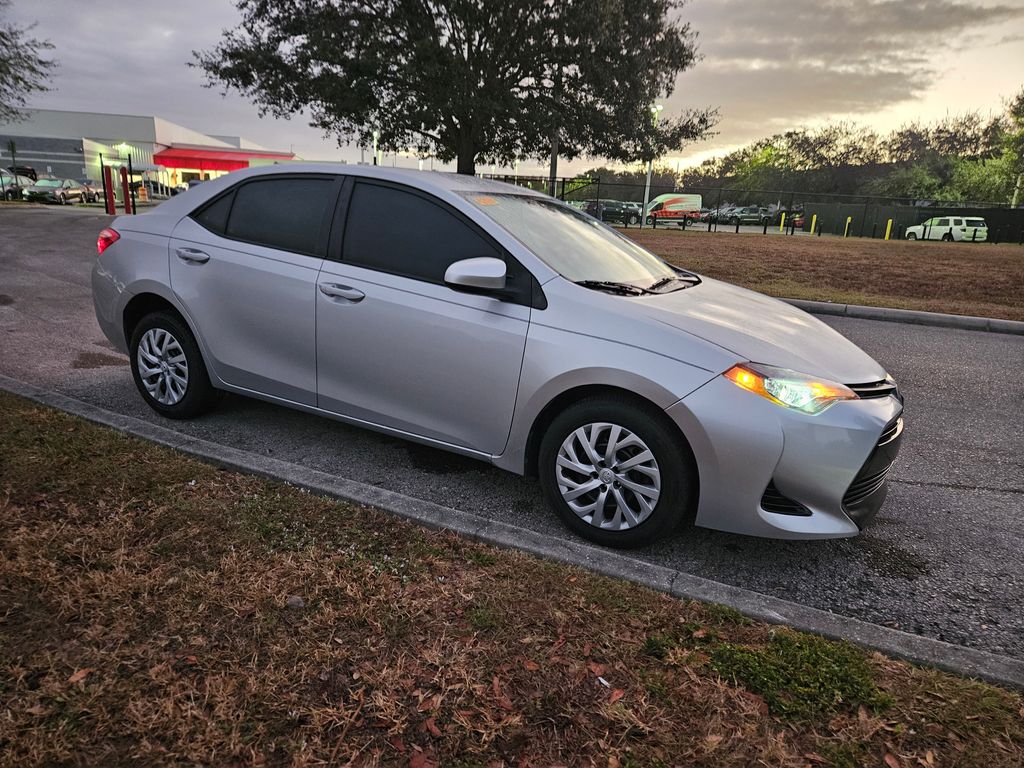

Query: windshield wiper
left=575, top=280, right=650, bottom=296
left=649, top=271, right=702, bottom=292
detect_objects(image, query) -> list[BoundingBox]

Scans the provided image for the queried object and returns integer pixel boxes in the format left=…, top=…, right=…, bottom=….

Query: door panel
left=169, top=216, right=322, bottom=405
left=316, top=262, right=529, bottom=454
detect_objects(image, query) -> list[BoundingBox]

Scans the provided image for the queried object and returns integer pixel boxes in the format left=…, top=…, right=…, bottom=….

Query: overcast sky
left=9, top=0, right=1024, bottom=174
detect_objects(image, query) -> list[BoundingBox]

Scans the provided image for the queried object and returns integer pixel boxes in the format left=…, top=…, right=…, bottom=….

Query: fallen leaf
left=609, top=689, right=625, bottom=704
left=705, top=734, right=723, bottom=750
left=583, top=643, right=592, bottom=656
left=587, top=661, right=606, bottom=677
left=884, top=754, right=901, bottom=768
left=67, top=668, right=94, bottom=685
left=424, top=717, right=442, bottom=738
left=523, top=659, right=540, bottom=671
left=692, top=628, right=707, bottom=639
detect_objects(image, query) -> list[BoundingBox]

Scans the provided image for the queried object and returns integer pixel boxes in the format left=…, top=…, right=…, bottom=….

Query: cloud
left=6, top=0, right=1024, bottom=169
left=662, top=0, right=1024, bottom=156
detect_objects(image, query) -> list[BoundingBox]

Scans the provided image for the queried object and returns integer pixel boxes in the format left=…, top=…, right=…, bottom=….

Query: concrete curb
left=785, top=298, right=1024, bottom=335
left=3, top=373, right=1023, bottom=692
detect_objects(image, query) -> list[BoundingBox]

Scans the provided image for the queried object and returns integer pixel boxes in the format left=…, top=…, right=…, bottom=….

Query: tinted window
left=937, top=218, right=950, bottom=226
left=193, top=191, right=234, bottom=235
left=343, top=182, right=500, bottom=281
left=225, top=177, right=333, bottom=255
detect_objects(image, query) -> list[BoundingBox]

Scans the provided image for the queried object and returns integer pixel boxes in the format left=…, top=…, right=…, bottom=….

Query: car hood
left=635, top=277, right=886, bottom=383
left=26, top=185, right=57, bottom=193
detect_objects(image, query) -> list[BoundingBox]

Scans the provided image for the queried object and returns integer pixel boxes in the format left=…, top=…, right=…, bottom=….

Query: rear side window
left=194, top=191, right=234, bottom=234
left=343, top=182, right=501, bottom=282
left=224, top=177, right=334, bottom=256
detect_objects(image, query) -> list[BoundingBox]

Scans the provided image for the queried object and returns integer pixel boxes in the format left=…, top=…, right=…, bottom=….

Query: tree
left=195, top=0, right=715, bottom=175
left=0, top=0, right=55, bottom=122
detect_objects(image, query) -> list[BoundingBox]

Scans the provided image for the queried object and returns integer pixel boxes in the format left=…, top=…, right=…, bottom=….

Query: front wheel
left=941, top=233, right=953, bottom=242
left=906, top=232, right=917, bottom=240
left=539, top=396, right=697, bottom=548
left=628, top=214, right=639, bottom=225
left=129, top=311, right=221, bottom=419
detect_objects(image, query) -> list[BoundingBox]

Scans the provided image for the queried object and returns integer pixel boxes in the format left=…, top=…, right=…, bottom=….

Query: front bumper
left=666, top=375, right=904, bottom=539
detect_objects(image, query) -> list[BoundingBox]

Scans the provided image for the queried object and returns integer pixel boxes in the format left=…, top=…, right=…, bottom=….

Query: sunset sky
left=9, top=0, right=1024, bottom=174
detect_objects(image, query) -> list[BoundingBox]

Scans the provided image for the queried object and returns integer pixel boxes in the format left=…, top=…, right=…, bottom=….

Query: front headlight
left=724, top=363, right=857, bottom=414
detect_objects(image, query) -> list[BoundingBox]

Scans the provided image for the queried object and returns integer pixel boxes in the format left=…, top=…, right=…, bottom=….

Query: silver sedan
left=92, top=165, right=904, bottom=548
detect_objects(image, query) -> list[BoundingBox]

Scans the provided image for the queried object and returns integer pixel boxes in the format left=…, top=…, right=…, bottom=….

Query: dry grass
left=624, top=229, right=1024, bottom=321
left=1, top=391, right=1022, bottom=767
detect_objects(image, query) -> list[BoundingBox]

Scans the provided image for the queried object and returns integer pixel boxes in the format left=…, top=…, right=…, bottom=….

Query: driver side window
left=342, top=181, right=503, bottom=283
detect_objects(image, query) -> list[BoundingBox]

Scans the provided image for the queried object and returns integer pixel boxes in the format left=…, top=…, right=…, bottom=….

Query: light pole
left=372, top=130, right=380, bottom=166
left=641, top=104, right=663, bottom=229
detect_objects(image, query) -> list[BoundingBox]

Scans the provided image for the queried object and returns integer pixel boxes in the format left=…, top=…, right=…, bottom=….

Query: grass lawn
left=624, top=229, right=1024, bottom=322
left=1, top=391, right=1022, bottom=766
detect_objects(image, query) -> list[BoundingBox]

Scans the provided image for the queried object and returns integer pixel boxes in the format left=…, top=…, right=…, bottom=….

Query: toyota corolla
left=92, top=165, right=904, bottom=548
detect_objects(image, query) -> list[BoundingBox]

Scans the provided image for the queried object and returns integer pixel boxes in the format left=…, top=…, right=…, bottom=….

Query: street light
left=640, top=104, right=664, bottom=229
left=372, top=130, right=380, bottom=166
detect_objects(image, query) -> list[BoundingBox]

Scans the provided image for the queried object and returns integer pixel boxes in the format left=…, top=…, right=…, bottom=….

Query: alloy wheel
left=136, top=327, right=189, bottom=405
left=555, top=422, right=661, bottom=531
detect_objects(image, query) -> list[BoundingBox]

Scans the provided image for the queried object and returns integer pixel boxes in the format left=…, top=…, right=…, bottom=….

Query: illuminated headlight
left=724, top=363, right=857, bottom=414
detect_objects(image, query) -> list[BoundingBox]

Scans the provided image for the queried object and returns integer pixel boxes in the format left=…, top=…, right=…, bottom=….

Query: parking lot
left=2, top=205, right=1023, bottom=661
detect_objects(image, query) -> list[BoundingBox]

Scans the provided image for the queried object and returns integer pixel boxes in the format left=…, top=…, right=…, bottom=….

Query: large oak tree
left=195, top=0, right=714, bottom=175
left=0, top=0, right=55, bottom=123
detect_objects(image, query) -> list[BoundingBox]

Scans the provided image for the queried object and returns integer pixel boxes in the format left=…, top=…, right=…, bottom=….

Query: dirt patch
left=1, top=391, right=1021, bottom=767
left=0, top=294, right=14, bottom=306
left=625, top=229, right=1024, bottom=321
left=71, top=351, right=126, bottom=369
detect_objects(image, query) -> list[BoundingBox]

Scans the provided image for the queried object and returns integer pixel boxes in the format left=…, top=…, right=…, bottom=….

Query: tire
left=538, top=395, right=697, bottom=548
left=129, top=311, right=221, bottom=419
left=628, top=214, right=639, bottom=225
left=729, top=217, right=739, bottom=226
left=941, top=233, right=953, bottom=242
left=57, top=193, right=67, bottom=205
left=906, top=232, right=917, bottom=240
left=645, top=216, right=654, bottom=225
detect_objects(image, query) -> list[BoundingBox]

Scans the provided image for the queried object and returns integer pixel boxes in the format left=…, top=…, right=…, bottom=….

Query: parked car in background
left=92, top=165, right=903, bottom=548
left=705, top=206, right=739, bottom=223
left=6, top=165, right=37, bottom=181
left=1, top=169, right=33, bottom=200
left=904, top=216, right=987, bottom=242
left=78, top=179, right=104, bottom=203
left=583, top=199, right=641, bottom=226
left=22, top=178, right=88, bottom=205
left=727, top=206, right=770, bottom=226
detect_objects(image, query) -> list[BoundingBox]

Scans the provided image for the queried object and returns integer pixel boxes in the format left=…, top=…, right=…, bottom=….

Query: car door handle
left=175, top=247, right=210, bottom=264
left=319, top=282, right=365, bottom=302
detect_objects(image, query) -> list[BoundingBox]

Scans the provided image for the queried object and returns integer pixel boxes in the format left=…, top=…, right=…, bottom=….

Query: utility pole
left=548, top=65, right=562, bottom=197
left=640, top=104, right=663, bottom=229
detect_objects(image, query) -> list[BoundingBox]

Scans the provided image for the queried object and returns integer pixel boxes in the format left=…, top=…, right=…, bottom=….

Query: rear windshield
left=36, top=179, right=61, bottom=187
left=965, top=219, right=986, bottom=227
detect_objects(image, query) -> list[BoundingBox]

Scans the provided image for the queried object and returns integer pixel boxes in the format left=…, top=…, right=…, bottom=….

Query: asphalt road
left=3, top=206, right=1023, bottom=660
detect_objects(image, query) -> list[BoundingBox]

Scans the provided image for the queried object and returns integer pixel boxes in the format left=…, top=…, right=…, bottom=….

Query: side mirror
left=444, top=257, right=507, bottom=292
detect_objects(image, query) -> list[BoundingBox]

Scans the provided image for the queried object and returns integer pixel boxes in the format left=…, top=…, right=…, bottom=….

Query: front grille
left=760, top=481, right=811, bottom=516
left=848, top=379, right=898, bottom=399
left=843, top=462, right=894, bottom=507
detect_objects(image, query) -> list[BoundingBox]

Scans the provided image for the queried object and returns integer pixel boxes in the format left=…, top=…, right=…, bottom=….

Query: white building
left=0, top=108, right=294, bottom=188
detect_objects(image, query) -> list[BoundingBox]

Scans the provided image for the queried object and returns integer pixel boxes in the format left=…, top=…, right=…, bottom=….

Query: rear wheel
left=129, top=311, right=221, bottom=419
left=539, top=396, right=696, bottom=548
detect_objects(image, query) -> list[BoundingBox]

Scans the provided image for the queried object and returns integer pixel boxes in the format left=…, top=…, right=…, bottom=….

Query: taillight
left=97, top=228, right=120, bottom=255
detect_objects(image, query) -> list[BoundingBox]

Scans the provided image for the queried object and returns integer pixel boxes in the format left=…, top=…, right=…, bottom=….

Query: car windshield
left=36, top=179, right=61, bottom=188
left=966, top=219, right=986, bottom=227
left=463, top=193, right=676, bottom=285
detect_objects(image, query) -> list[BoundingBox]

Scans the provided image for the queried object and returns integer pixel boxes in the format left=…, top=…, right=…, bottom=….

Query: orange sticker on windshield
left=473, top=195, right=498, bottom=205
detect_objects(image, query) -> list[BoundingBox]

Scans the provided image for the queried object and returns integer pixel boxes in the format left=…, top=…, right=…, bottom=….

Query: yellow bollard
left=779, top=212, right=786, bottom=232
left=843, top=216, right=853, bottom=238
left=810, top=214, right=817, bottom=235
left=884, top=219, right=893, bottom=241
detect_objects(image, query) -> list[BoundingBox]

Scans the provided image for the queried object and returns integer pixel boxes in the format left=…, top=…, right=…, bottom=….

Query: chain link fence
left=482, top=174, right=1024, bottom=244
